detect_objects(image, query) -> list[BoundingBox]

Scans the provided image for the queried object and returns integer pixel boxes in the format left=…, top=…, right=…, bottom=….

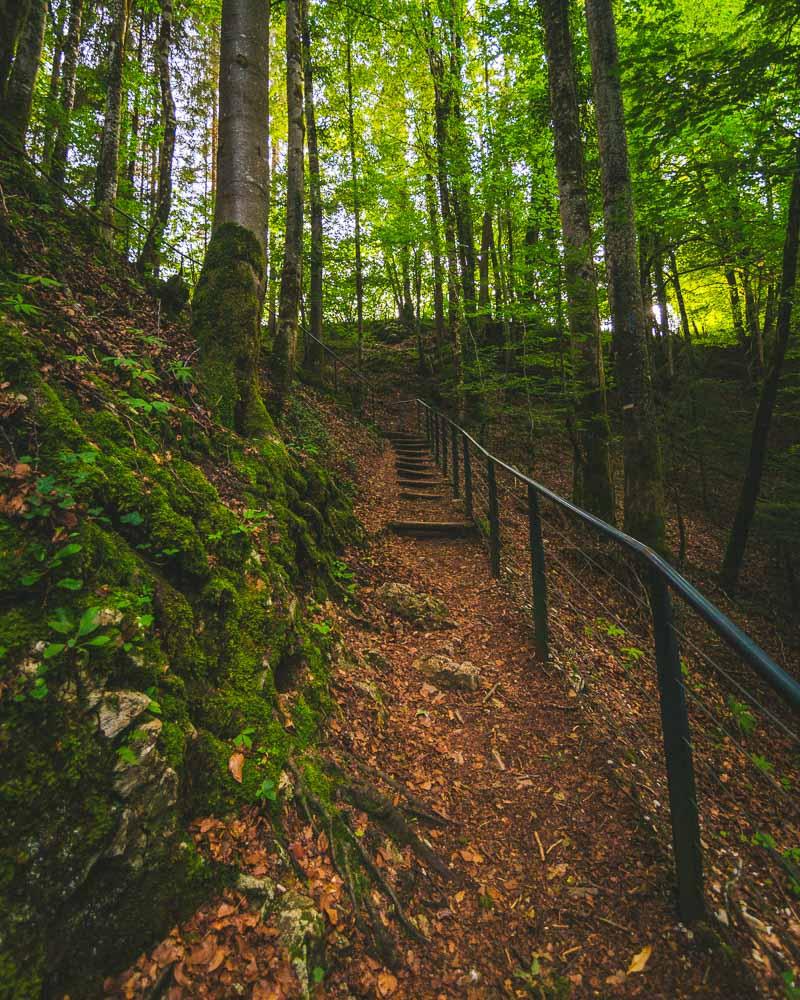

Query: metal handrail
left=414, top=397, right=799, bottom=926
left=417, top=399, right=800, bottom=712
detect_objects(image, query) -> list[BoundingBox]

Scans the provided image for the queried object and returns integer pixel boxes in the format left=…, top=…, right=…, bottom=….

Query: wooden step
left=386, top=433, right=426, bottom=443
left=396, top=468, right=441, bottom=480
left=395, top=460, right=433, bottom=470
left=399, top=490, right=445, bottom=500
left=397, top=478, right=444, bottom=489
left=389, top=520, right=476, bottom=538
left=394, top=447, right=428, bottom=456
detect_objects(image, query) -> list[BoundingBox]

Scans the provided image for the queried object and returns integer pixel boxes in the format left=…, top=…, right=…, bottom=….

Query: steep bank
left=0, top=158, right=361, bottom=996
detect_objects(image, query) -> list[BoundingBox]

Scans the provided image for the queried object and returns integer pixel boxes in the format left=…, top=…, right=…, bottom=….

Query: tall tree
left=345, top=33, right=364, bottom=369
left=270, top=0, right=304, bottom=412
left=0, top=0, right=32, bottom=107
left=49, top=0, right=84, bottom=188
left=192, top=0, right=271, bottom=436
left=585, top=0, right=666, bottom=549
left=721, top=138, right=800, bottom=590
left=93, top=0, right=132, bottom=240
left=302, top=0, right=324, bottom=372
left=137, top=0, right=177, bottom=276
left=540, top=0, right=614, bottom=523
left=3, top=0, right=47, bottom=148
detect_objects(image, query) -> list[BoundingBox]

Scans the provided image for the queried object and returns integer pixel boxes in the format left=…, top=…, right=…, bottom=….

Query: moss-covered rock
left=0, top=298, right=358, bottom=995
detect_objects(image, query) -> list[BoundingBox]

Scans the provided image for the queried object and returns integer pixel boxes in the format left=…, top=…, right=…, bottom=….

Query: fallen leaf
left=628, top=945, right=652, bottom=974
left=228, top=751, right=245, bottom=783
left=377, top=970, right=398, bottom=996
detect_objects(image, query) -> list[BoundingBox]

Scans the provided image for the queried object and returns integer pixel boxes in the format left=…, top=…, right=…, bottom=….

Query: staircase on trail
left=385, top=431, right=477, bottom=538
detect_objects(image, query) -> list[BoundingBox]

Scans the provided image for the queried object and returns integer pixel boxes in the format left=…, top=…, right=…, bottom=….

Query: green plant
left=728, top=696, right=757, bottom=736
left=44, top=606, right=117, bottom=662
left=257, top=777, right=278, bottom=802
left=103, top=354, right=159, bottom=384
left=233, top=726, right=256, bottom=750
left=750, top=754, right=775, bottom=776
left=168, top=360, right=194, bottom=384
left=120, top=394, right=171, bottom=415
left=20, top=540, right=83, bottom=589
left=596, top=617, right=625, bottom=638
left=782, top=970, right=800, bottom=999
left=620, top=645, right=645, bottom=669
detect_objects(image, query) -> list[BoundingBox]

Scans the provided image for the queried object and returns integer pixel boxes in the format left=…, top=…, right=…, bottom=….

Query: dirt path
left=326, top=435, right=748, bottom=998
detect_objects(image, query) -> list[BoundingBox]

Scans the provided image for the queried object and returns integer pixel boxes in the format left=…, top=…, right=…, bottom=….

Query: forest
left=0, top=0, right=798, bottom=996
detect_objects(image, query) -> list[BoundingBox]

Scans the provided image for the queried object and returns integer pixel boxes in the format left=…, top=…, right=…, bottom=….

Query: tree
left=302, top=0, right=324, bottom=372
left=722, top=137, right=800, bottom=590
left=0, top=0, right=32, bottom=107
left=540, top=0, right=614, bottom=523
left=270, top=0, right=304, bottom=413
left=94, top=0, right=133, bottom=240
left=137, top=0, right=177, bottom=277
left=3, top=0, right=47, bottom=148
left=192, top=0, right=271, bottom=436
left=585, top=0, right=666, bottom=549
left=345, top=32, right=364, bottom=369
left=49, top=0, right=84, bottom=188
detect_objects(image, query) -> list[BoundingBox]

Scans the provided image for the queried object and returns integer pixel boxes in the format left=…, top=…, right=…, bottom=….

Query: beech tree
left=192, top=0, right=271, bottom=436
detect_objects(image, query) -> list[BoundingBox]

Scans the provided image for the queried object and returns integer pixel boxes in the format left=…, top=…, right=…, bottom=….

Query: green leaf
left=48, top=610, right=73, bottom=634
left=85, top=634, right=112, bottom=647
left=120, top=511, right=144, bottom=527
left=77, top=607, right=102, bottom=637
left=147, top=699, right=162, bottom=715
left=43, top=643, right=65, bottom=659
left=55, top=543, right=82, bottom=559
left=21, top=572, right=42, bottom=586
left=117, top=746, right=138, bottom=765
left=56, top=577, right=83, bottom=590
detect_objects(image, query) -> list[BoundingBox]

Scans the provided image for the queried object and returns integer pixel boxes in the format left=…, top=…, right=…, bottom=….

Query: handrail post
left=441, top=418, right=449, bottom=477
left=649, top=567, right=705, bottom=924
left=416, top=400, right=421, bottom=433
left=527, top=485, right=549, bottom=662
left=333, top=358, right=339, bottom=391
left=433, top=412, right=440, bottom=463
left=451, top=424, right=460, bottom=498
left=487, top=457, right=500, bottom=578
left=426, top=407, right=432, bottom=445
left=463, top=435, right=473, bottom=519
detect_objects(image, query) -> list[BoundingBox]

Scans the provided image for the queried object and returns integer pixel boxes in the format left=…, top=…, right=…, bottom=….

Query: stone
left=108, top=720, right=178, bottom=868
left=273, top=889, right=325, bottom=999
left=364, top=648, right=391, bottom=671
left=413, top=653, right=481, bottom=692
left=377, top=582, right=452, bottom=629
left=97, top=690, right=151, bottom=739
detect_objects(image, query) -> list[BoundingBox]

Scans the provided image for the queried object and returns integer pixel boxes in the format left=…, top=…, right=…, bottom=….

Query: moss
left=191, top=223, right=274, bottom=438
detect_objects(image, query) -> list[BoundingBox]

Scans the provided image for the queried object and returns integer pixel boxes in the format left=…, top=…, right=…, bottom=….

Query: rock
left=273, top=890, right=325, bottom=999
left=377, top=582, right=452, bottom=629
left=364, top=648, right=391, bottom=671
left=237, top=873, right=277, bottom=904
left=97, top=690, right=151, bottom=739
left=108, top=720, right=178, bottom=868
left=413, top=653, right=481, bottom=691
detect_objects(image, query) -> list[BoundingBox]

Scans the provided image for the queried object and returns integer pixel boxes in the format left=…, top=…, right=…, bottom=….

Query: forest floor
left=107, top=392, right=761, bottom=1000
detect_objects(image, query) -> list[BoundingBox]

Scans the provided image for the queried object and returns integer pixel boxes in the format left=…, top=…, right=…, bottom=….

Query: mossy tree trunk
left=270, top=0, right=304, bottom=413
left=192, top=0, right=272, bottom=437
left=541, top=0, right=615, bottom=524
left=584, top=0, right=665, bottom=549
left=345, top=33, right=364, bottom=370
left=3, top=0, right=46, bottom=148
left=302, top=0, right=324, bottom=373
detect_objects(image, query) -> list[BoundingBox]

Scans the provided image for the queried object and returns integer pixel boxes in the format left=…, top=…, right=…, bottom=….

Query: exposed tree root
left=337, top=751, right=451, bottom=827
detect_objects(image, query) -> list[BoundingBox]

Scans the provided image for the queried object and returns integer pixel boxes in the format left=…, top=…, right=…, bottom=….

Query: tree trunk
left=653, top=245, right=673, bottom=378
left=93, top=0, right=131, bottom=240
left=192, top=0, right=271, bottom=437
left=270, top=0, right=304, bottom=413
left=302, top=0, right=323, bottom=372
left=742, top=267, right=764, bottom=377
left=478, top=208, right=491, bottom=335
left=669, top=250, right=692, bottom=346
left=345, top=35, right=364, bottom=370
left=585, top=0, right=665, bottom=549
left=137, top=0, right=177, bottom=277
left=0, top=0, right=31, bottom=105
left=541, top=0, right=614, bottom=523
left=425, top=171, right=446, bottom=362
left=4, top=0, right=47, bottom=148
left=721, top=138, right=800, bottom=591
left=40, top=4, right=67, bottom=166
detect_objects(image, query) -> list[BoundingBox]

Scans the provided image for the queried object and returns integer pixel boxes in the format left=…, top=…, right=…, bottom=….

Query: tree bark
left=0, top=0, right=31, bottom=105
left=302, top=0, right=323, bottom=372
left=192, top=0, right=271, bottom=436
left=137, top=0, right=177, bottom=276
left=93, top=0, right=132, bottom=240
left=669, top=250, right=692, bottom=346
left=270, top=0, right=304, bottom=413
left=4, top=0, right=47, bottom=148
left=653, top=244, right=673, bottom=378
left=721, top=137, right=800, bottom=591
left=425, top=171, right=446, bottom=362
left=585, top=0, right=665, bottom=548
left=541, top=0, right=614, bottom=523
left=345, top=34, right=364, bottom=370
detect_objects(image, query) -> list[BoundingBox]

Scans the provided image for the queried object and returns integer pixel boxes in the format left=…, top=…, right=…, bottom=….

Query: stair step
left=396, top=461, right=433, bottom=471
left=394, top=448, right=428, bottom=456
left=397, top=469, right=441, bottom=480
left=389, top=520, right=476, bottom=538
left=387, top=433, right=426, bottom=443
left=399, top=490, right=445, bottom=500
left=397, top=479, right=444, bottom=490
